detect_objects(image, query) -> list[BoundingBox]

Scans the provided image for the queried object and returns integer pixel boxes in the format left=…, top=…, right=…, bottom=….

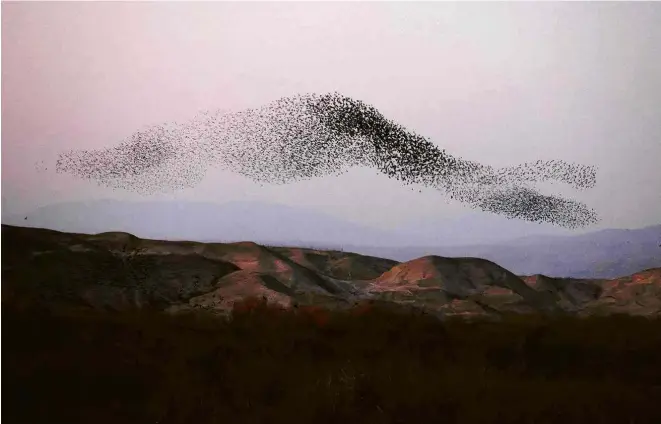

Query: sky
left=2, top=1, right=660, bottom=232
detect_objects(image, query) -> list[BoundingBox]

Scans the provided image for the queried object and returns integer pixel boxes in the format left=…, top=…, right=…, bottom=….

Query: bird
left=52, top=92, right=599, bottom=228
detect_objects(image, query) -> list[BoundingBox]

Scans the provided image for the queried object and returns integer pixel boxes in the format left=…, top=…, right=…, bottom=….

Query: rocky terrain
left=3, top=224, right=660, bottom=318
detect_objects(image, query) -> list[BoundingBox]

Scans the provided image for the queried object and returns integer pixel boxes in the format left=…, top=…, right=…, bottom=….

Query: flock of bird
left=55, top=92, right=599, bottom=228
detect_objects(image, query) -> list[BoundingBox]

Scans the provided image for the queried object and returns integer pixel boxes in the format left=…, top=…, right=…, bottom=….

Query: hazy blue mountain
left=391, top=210, right=574, bottom=246
left=5, top=200, right=581, bottom=248
left=343, top=225, right=661, bottom=279
left=3, top=200, right=406, bottom=247
left=6, top=200, right=659, bottom=279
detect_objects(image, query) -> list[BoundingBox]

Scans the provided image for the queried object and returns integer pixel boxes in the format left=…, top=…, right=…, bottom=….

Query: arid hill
left=520, top=274, right=603, bottom=312
left=367, top=256, right=558, bottom=317
left=2, top=224, right=660, bottom=318
left=582, top=268, right=661, bottom=316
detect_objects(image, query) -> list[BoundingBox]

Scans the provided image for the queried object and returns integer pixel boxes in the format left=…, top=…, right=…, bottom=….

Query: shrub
left=3, top=299, right=661, bottom=424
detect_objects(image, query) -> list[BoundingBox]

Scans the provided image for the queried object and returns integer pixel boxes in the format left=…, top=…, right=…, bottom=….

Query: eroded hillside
left=2, top=224, right=660, bottom=318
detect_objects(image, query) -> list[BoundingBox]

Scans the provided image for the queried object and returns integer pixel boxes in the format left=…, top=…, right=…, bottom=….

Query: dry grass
left=4, top=297, right=661, bottom=424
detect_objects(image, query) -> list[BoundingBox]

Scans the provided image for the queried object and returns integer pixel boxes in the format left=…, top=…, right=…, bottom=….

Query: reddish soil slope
left=367, top=256, right=557, bottom=317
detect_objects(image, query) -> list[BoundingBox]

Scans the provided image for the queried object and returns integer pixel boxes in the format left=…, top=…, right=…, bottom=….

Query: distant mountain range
left=345, top=225, right=661, bottom=279
left=3, top=199, right=660, bottom=279
left=3, top=200, right=400, bottom=247
left=2, top=199, right=575, bottom=246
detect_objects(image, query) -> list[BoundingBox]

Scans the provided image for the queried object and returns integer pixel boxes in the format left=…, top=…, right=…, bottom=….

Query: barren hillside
left=3, top=224, right=660, bottom=318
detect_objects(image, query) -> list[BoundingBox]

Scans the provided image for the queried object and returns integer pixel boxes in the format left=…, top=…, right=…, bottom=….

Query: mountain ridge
left=4, top=200, right=659, bottom=279
left=3, top=224, right=659, bottom=319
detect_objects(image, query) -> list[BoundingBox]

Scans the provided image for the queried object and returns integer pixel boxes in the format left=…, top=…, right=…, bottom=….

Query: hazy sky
left=2, top=1, right=660, bottom=231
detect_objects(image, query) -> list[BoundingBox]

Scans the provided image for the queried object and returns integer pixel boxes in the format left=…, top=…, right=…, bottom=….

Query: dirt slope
left=583, top=268, right=661, bottom=316
left=270, top=246, right=399, bottom=280
left=368, top=256, right=558, bottom=317
left=168, top=270, right=296, bottom=315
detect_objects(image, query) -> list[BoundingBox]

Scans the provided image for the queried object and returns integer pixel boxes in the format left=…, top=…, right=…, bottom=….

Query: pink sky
left=2, top=2, right=660, bottom=230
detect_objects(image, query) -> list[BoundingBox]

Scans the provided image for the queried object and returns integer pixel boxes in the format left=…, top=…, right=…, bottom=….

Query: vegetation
left=4, top=297, right=661, bottom=424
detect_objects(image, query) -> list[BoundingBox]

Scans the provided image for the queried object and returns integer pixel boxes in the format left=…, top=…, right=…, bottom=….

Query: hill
left=3, top=224, right=660, bottom=318
left=367, top=256, right=557, bottom=317
left=6, top=200, right=659, bottom=279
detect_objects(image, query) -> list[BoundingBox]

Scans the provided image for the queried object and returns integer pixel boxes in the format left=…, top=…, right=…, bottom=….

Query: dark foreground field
left=4, top=299, right=661, bottom=424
